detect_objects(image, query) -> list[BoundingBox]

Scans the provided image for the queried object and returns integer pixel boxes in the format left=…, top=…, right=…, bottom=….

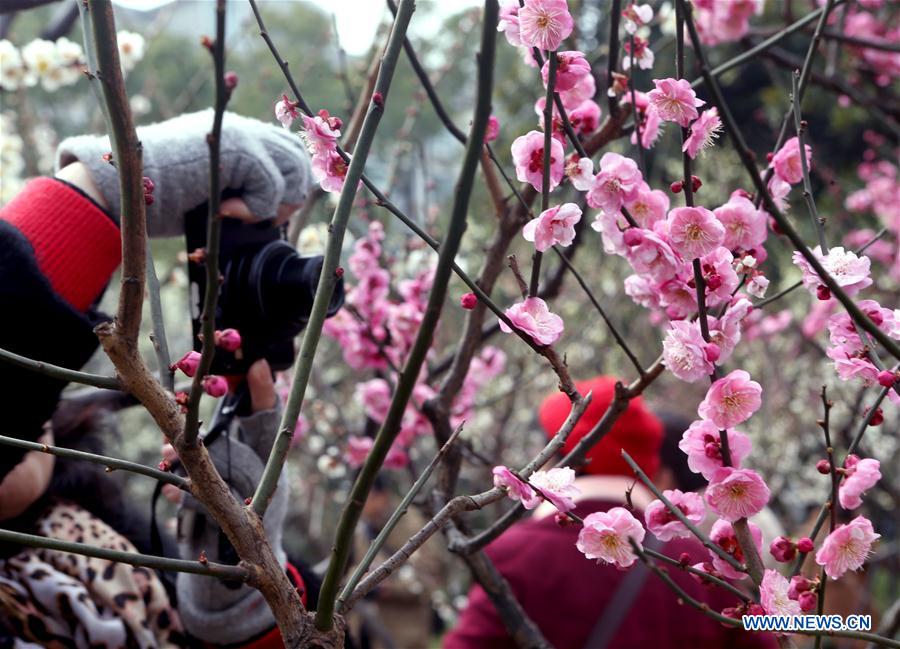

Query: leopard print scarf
left=0, top=501, right=186, bottom=648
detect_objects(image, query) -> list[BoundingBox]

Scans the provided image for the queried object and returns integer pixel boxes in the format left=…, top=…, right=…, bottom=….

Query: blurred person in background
left=0, top=110, right=317, bottom=648
left=444, top=375, right=776, bottom=649
left=348, top=475, right=444, bottom=649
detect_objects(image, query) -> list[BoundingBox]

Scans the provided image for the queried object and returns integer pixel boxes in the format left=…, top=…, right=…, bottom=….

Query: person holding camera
left=0, top=110, right=321, bottom=648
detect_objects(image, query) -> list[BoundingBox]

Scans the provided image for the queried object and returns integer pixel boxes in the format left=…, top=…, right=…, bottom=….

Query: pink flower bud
left=769, top=536, right=797, bottom=563
left=796, top=537, right=814, bottom=554
left=484, top=114, right=500, bottom=143
left=691, top=175, right=702, bottom=192
left=704, top=343, right=721, bottom=363
left=335, top=267, right=345, bottom=278
left=816, top=285, right=832, bottom=301
left=203, top=375, right=228, bottom=398
left=172, top=351, right=201, bottom=377
left=158, top=460, right=170, bottom=472
left=678, top=552, right=691, bottom=566
left=102, top=152, right=114, bottom=164
left=877, top=370, right=896, bottom=387
left=798, top=591, right=818, bottom=612
left=623, top=228, right=644, bottom=247
left=224, top=71, right=238, bottom=91
left=670, top=180, right=683, bottom=193
left=214, top=328, right=242, bottom=352
left=460, top=292, right=478, bottom=309
left=788, top=575, right=812, bottom=599
left=244, top=496, right=252, bottom=505
left=816, top=459, right=832, bottom=474
left=372, top=91, right=384, bottom=108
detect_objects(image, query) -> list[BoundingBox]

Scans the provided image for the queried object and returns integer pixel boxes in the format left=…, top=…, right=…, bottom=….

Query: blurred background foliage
left=1, top=0, right=898, bottom=631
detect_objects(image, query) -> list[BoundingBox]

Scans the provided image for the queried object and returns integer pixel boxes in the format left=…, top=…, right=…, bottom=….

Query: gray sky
left=113, top=0, right=482, bottom=57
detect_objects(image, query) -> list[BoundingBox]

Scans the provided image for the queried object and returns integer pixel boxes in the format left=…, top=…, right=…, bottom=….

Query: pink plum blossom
left=648, top=78, right=705, bottom=127
left=699, top=246, right=740, bottom=307
left=586, top=152, right=643, bottom=214
left=274, top=94, right=299, bottom=129
left=705, top=467, right=771, bottom=522
left=760, top=569, right=802, bottom=617
left=625, top=183, right=669, bottom=229
left=500, top=297, right=564, bottom=345
left=709, top=518, right=763, bottom=580
left=345, top=435, right=373, bottom=468
left=622, top=36, right=654, bottom=71
left=839, top=455, right=882, bottom=510
left=792, top=246, right=873, bottom=298
left=622, top=3, right=653, bottom=34
left=566, top=156, right=594, bottom=191
left=356, top=378, right=392, bottom=422
left=493, top=466, right=541, bottom=509
left=576, top=507, right=646, bottom=568
left=301, top=111, right=341, bottom=156
left=384, top=443, right=409, bottom=469
left=522, top=203, right=582, bottom=251
left=624, top=229, right=681, bottom=282
left=645, top=489, right=706, bottom=541
left=698, top=369, right=762, bottom=429
left=747, top=275, right=770, bottom=298
left=679, top=420, right=752, bottom=479
left=770, top=136, right=812, bottom=185
left=693, top=0, right=762, bottom=46
left=497, top=2, right=521, bottom=46
left=485, top=114, right=500, bottom=142
left=528, top=466, right=580, bottom=512
left=311, top=149, right=350, bottom=193
left=715, top=192, right=767, bottom=251
left=682, top=107, right=722, bottom=159
left=542, top=50, right=590, bottom=92
left=518, top=0, right=574, bottom=52
left=815, top=516, right=880, bottom=579
left=172, top=350, right=201, bottom=377
left=511, top=130, right=565, bottom=192
left=202, top=375, right=228, bottom=398
left=662, top=320, right=717, bottom=383
left=667, top=206, right=725, bottom=259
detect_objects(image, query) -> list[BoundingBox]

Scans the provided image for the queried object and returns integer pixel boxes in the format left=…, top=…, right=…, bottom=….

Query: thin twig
left=814, top=386, right=835, bottom=649
left=606, top=0, right=621, bottom=117
left=622, top=449, right=745, bottom=572
left=336, top=424, right=464, bottom=609
left=0, top=527, right=247, bottom=580
left=0, top=433, right=189, bottom=490
left=529, top=50, right=557, bottom=297
left=643, top=547, right=752, bottom=603
left=184, top=1, right=229, bottom=445
left=0, top=346, right=120, bottom=390
left=791, top=70, right=827, bottom=252
left=146, top=242, right=174, bottom=392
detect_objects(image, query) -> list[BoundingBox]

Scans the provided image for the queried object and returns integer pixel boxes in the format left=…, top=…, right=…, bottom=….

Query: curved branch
left=0, top=527, right=247, bottom=580
left=0, top=434, right=189, bottom=490
left=0, top=346, right=120, bottom=390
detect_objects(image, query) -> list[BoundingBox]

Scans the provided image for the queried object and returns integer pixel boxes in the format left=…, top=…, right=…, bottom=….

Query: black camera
left=184, top=196, right=344, bottom=375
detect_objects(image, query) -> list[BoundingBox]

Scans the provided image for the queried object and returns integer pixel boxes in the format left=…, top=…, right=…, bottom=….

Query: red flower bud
left=244, top=497, right=253, bottom=505
left=670, top=180, right=684, bottom=193
left=158, top=460, right=171, bottom=472
left=877, top=370, right=896, bottom=387
left=214, top=328, right=242, bottom=352
left=704, top=343, right=721, bottom=363
left=372, top=91, right=384, bottom=108
left=769, top=536, right=797, bottom=563
left=198, top=550, right=209, bottom=565
left=200, top=35, right=214, bottom=50
left=816, top=459, right=831, bottom=474
left=766, top=152, right=774, bottom=162
left=203, top=375, right=228, bottom=398
left=796, top=537, right=814, bottom=554
left=102, top=152, right=114, bottom=164
left=816, top=285, right=832, bottom=301
left=172, top=351, right=201, bottom=378
left=335, top=267, right=345, bottom=278
left=678, top=552, right=691, bottom=567
left=460, top=292, right=478, bottom=309
left=868, top=407, right=884, bottom=426
left=691, top=175, right=702, bottom=192
left=798, top=591, right=818, bottom=612
left=224, top=71, right=238, bottom=91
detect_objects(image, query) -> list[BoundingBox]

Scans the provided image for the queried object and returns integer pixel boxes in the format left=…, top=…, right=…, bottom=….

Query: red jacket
left=444, top=499, right=776, bottom=649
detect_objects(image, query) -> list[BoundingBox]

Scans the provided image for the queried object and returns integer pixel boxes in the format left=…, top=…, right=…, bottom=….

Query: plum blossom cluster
left=274, top=96, right=349, bottom=193
left=0, top=31, right=144, bottom=92
left=844, top=154, right=900, bottom=280
left=169, top=328, right=243, bottom=402
left=842, top=6, right=900, bottom=86
left=325, top=222, right=506, bottom=470
left=692, top=0, right=763, bottom=47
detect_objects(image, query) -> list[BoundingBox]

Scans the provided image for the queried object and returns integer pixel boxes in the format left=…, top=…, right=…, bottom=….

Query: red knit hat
left=538, top=375, right=663, bottom=478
